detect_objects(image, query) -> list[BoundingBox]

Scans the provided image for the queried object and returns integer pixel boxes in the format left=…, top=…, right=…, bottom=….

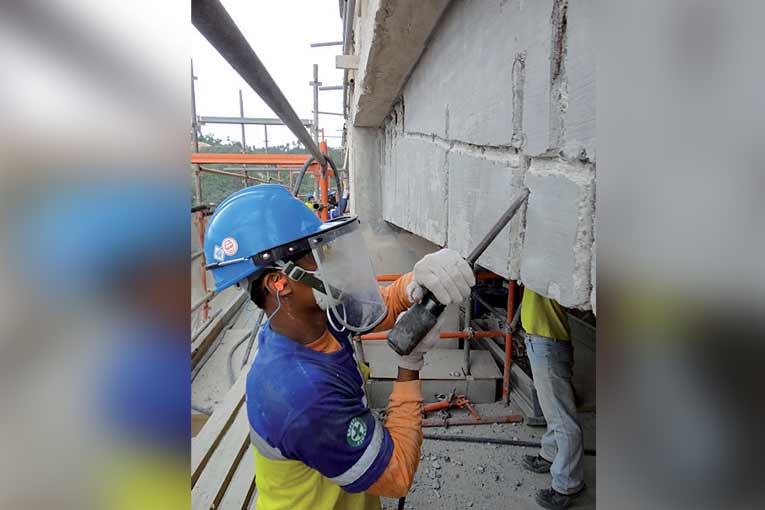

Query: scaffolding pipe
left=191, top=60, right=202, bottom=204
left=198, top=115, right=313, bottom=127
left=341, top=0, right=357, bottom=116
left=463, top=294, right=473, bottom=376
left=503, top=281, right=516, bottom=406
left=310, top=41, right=343, bottom=47
left=360, top=330, right=504, bottom=341
left=423, top=434, right=597, bottom=456
left=198, top=166, right=270, bottom=184
left=311, top=64, right=320, bottom=144
left=194, top=211, right=210, bottom=320
left=191, top=290, right=215, bottom=314
left=422, top=414, right=523, bottom=428
left=192, top=0, right=327, bottom=165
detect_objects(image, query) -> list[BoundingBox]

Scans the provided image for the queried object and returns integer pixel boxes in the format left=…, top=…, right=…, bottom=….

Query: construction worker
left=520, top=288, right=585, bottom=509
left=204, top=184, right=475, bottom=510
left=328, top=191, right=341, bottom=219
left=304, top=193, right=315, bottom=209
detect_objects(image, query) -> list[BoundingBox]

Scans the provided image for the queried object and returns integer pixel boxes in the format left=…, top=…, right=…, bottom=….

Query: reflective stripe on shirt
left=328, top=417, right=383, bottom=487
left=250, top=427, right=287, bottom=461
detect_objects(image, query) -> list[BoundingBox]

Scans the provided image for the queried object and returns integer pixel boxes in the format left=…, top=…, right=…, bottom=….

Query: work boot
left=534, top=485, right=585, bottom=510
left=522, top=454, right=552, bottom=473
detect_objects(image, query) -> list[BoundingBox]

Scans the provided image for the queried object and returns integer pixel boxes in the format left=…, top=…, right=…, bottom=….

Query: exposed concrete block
left=561, top=0, right=596, bottom=160
left=403, top=0, right=553, bottom=152
left=381, top=125, right=449, bottom=245
left=520, top=156, right=595, bottom=308
left=446, top=150, right=523, bottom=278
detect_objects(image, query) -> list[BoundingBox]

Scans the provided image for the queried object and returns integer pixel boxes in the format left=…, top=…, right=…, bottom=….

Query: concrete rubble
left=378, top=402, right=596, bottom=510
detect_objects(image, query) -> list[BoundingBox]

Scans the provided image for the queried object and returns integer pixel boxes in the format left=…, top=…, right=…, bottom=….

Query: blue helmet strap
left=278, top=261, right=327, bottom=295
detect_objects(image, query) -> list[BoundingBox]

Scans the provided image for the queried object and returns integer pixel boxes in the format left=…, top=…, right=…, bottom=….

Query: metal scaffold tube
left=341, top=0, right=356, bottom=116
left=192, top=0, right=327, bottom=166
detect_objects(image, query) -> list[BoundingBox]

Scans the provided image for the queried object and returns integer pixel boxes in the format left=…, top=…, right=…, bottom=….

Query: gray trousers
left=525, top=333, right=585, bottom=494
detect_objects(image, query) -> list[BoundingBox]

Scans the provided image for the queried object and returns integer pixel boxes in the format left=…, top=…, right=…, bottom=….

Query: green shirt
left=521, top=288, right=570, bottom=340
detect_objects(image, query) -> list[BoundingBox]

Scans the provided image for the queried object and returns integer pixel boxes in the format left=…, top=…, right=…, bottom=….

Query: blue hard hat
left=204, top=184, right=324, bottom=292
left=306, top=193, right=314, bottom=200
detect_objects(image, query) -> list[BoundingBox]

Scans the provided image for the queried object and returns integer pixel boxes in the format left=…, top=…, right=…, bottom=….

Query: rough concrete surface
left=378, top=402, right=596, bottom=510
left=382, top=127, right=449, bottom=245
left=561, top=0, right=596, bottom=160
left=402, top=0, right=554, bottom=151
left=447, top=151, right=522, bottom=278
left=520, top=157, right=595, bottom=308
left=349, top=0, right=597, bottom=309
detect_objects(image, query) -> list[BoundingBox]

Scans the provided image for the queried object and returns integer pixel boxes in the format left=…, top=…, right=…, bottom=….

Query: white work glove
left=407, top=248, right=476, bottom=305
left=395, top=313, right=447, bottom=371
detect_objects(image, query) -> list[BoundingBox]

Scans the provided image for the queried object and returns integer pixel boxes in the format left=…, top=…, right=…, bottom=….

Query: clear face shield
left=307, top=219, right=387, bottom=333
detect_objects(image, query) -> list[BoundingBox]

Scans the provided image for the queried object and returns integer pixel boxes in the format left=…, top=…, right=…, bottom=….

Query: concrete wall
left=347, top=0, right=596, bottom=310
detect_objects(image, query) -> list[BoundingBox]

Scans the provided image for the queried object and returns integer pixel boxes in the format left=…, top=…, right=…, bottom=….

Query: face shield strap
left=278, top=261, right=327, bottom=294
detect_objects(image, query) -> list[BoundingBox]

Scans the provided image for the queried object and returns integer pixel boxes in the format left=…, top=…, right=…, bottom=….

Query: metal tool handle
left=387, top=189, right=530, bottom=356
left=466, top=188, right=530, bottom=265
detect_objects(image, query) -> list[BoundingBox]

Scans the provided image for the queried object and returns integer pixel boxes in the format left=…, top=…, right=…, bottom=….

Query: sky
left=191, top=0, right=346, bottom=149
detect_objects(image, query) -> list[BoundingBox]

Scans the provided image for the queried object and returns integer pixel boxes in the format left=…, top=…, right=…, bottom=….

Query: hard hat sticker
left=213, top=245, right=225, bottom=262
left=222, top=237, right=239, bottom=257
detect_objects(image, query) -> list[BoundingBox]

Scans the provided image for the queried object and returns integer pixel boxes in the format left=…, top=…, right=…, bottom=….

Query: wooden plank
left=192, top=365, right=249, bottom=486
left=192, top=289, right=248, bottom=369
left=192, top=405, right=251, bottom=510
left=218, top=444, right=257, bottom=510
left=192, top=412, right=209, bottom=437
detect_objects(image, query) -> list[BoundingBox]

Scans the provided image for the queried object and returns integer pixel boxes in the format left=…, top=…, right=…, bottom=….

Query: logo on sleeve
left=346, top=417, right=367, bottom=448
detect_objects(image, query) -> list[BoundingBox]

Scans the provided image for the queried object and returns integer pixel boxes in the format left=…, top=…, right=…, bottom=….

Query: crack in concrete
left=404, top=130, right=522, bottom=166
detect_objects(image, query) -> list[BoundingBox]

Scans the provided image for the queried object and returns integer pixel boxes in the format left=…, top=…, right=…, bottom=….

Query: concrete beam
left=351, top=0, right=451, bottom=127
